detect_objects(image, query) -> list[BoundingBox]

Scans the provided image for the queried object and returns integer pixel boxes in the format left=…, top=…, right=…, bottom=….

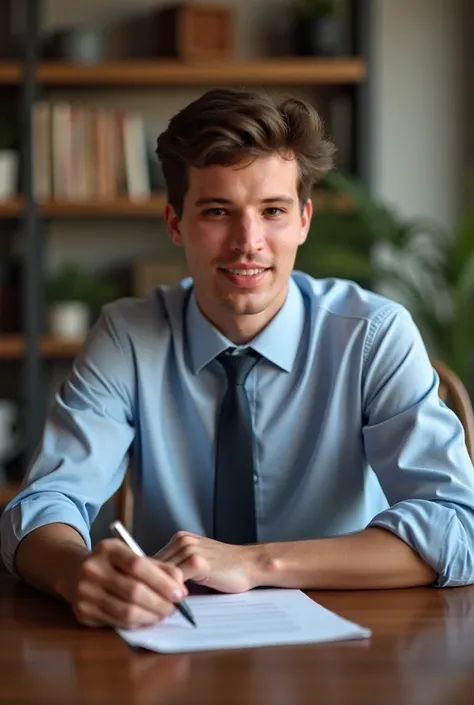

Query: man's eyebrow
left=194, top=197, right=233, bottom=206
left=193, top=196, right=295, bottom=206
left=260, top=196, right=294, bottom=205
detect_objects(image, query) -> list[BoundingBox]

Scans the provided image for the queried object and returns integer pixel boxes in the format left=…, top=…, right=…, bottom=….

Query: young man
left=1, top=89, right=473, bottom=630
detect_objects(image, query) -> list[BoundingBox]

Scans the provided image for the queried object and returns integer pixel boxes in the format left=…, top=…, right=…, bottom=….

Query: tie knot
left=218, top=349, right=260, bottom=386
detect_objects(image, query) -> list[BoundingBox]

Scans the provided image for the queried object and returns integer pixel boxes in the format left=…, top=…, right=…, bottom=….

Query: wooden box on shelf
left=108, top=3, right=234, bottom=62
left=157, top=4, right=234, bottom=61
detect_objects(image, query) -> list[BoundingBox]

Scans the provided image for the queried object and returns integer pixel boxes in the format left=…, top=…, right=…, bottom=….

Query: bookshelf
left=0, top=198, right=23, bottom=218
left=0, top=0, right=373, bottom=494
left=0, top=62, right=19, bottom=83
left=0, top=191, right=354, bottom=220
left=0, top=195, right=167, bottom=218
left=0, top=58, right=367, bottom=87
left=0, top=335, right=82, bottom=359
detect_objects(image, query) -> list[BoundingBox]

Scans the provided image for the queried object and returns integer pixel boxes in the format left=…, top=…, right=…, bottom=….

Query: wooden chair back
left=432, top=359, right=474, bottom=462
left=115, top=471, right=134, bottom=530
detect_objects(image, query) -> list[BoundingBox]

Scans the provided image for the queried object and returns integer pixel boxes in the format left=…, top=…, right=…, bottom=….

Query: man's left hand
left=154, top=532, right=261, bottom=593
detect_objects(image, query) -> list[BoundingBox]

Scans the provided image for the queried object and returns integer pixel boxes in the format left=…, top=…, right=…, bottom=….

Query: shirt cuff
left=1, top=501, right=92, bottom=576
left=367, top=501, right=471, bottom=587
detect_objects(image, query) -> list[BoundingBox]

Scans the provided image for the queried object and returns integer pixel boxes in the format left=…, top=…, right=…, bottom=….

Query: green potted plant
left=0, top=118, right=19, bottom=202
left=45, top=263, right=118, bottom=340
left=296, top=171, right=474, bottom=391
left=293, top=0, right=346, bottom=57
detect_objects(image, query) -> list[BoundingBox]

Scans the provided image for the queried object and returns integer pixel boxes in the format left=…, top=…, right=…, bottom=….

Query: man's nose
left=230, top=213, right=264, bottom=252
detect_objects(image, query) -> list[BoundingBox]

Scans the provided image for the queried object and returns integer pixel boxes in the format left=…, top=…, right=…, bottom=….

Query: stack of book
left=33, top=102, right=155, bottom=202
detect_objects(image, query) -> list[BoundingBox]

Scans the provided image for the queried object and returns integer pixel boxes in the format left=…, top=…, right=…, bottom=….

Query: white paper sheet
left=117, top=589, right=371, bottom=653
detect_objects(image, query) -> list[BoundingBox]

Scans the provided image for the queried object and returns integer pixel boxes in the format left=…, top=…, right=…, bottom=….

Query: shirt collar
left=186, top=276, right=305, bottom=374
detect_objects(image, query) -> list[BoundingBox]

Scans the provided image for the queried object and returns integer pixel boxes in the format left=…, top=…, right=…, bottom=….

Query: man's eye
left=264, top=207, right=284, bottom=216
left=204, top=208, right=227, bottom=217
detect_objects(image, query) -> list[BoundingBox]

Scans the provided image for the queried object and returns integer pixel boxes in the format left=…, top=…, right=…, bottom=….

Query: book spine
left=123, top=112, right=151, bottom=201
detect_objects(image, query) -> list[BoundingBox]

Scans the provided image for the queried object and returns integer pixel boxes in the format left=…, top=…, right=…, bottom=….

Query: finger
left=106, top=573, right=181, bottom=617
left=97, top=538, right=186, bottom=598
left=74, top=601, right=145, bottom=629
left=83, top=560, right=182, bottom=617
left=156, top=534, right=199, bottom=564
left=155, top=545, right=181, bottom=563
left=158, top=562, right=188, bottom=588
left=165, top=550, right=210, bottom=583
left=109, top=548, right=187, bottom=602
left=83, top=547, right=185, bottom=614
left=74, top=601, right=117, bottom=628
left=77, top=581, right=171, bottom=629
left=75, top=602, right=151, bottom=630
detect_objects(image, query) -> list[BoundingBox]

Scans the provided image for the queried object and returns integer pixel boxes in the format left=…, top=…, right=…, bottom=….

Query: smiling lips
left=224, top=267, right=267, bottom=276
left=219, top=265, right=270, bottom=287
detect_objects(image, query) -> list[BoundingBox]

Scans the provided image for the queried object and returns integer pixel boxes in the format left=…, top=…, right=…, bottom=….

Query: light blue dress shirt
left=1, top=272, right=474, bottom=586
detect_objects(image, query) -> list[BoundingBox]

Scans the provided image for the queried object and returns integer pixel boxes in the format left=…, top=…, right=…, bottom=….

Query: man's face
left=165, top=153, right=312, bottom=338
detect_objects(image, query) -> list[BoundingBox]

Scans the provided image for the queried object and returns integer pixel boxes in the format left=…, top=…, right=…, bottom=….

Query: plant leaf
left=296, top=247, right=375, bottom=281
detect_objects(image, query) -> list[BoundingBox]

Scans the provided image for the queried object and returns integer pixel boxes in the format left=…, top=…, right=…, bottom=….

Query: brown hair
left=156, top=88, right=335, bottom=218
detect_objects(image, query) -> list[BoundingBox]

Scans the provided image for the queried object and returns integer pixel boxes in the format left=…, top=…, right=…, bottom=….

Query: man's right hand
left=63, top=538, right=188, bottom=629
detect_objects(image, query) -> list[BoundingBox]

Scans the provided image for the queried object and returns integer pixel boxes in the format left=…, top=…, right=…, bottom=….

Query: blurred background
left=0, top=0, right=472, bottom=513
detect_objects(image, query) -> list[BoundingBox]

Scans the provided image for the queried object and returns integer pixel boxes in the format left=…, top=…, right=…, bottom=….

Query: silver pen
left=109, top=520, right=197, bottom=628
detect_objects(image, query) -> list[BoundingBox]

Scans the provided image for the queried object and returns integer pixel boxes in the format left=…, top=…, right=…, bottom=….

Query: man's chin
left=218, top=290, right=264, bottom=315
left=221, top=289, right=279, bottom=317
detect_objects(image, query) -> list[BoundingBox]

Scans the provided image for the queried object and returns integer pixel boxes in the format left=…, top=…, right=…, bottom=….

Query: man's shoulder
left=293, top=271, right=404, bottom=325
left=100, top=278, right=192, bottom=339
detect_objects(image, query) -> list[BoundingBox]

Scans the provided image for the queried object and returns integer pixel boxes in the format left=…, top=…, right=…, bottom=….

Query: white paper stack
left=118, top=589, right=371, bottom=654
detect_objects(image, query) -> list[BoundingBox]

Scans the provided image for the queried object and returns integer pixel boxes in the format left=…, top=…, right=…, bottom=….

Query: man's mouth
left=218, top=266, right=271, bottom=287
left=221, top=267, right=268, bottom=276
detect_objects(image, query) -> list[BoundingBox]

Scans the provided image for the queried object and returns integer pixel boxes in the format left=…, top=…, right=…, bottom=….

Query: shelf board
left=0, top=197, right=23, bottom=217
left=0, top=62, right=21, bottom=84
left=0, top=191, right=353, bottom=219
left=0, top=195, right=167, bottom=218
left=41, top=195, right=168, bottom=218
left=0, top=335, right=83, bottom=359
left=0, top=58, right=367, bottom=86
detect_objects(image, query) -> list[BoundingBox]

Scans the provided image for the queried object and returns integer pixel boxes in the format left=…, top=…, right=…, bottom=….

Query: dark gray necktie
left=214, top=349, right=260, bottom=545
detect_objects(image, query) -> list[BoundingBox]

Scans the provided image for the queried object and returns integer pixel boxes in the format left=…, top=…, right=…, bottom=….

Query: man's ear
left=164, top=203, right=183, bottom=246
left=298, top=198, right=313, bottom=246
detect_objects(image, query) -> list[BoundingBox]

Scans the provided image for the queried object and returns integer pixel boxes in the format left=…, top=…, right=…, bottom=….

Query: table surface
left=2, top=574, right=474, bottom=705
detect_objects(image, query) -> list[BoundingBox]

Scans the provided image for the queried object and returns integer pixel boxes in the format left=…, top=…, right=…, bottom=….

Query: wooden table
left=2, top=574, right=474, bottom=705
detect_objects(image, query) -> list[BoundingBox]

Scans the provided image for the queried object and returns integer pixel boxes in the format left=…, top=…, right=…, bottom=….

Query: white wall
left=373, top=0, right=462, bottom=230
left=461, top=0, right=473, bottom=188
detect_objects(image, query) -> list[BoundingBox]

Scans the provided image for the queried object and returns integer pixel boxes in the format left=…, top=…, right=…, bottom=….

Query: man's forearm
left=252, top=527, right=437, bottom=589
left=14, top=523, right=90, bottom=601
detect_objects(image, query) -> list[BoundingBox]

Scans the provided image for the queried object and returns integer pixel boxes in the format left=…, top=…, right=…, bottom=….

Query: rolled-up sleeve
left=0, top=303, right=136, bottom=574
left=363, top=306, right=474, bottom=587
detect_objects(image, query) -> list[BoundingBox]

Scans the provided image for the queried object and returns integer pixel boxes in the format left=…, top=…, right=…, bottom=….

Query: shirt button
left=253, top=473, right=259, bottom=484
